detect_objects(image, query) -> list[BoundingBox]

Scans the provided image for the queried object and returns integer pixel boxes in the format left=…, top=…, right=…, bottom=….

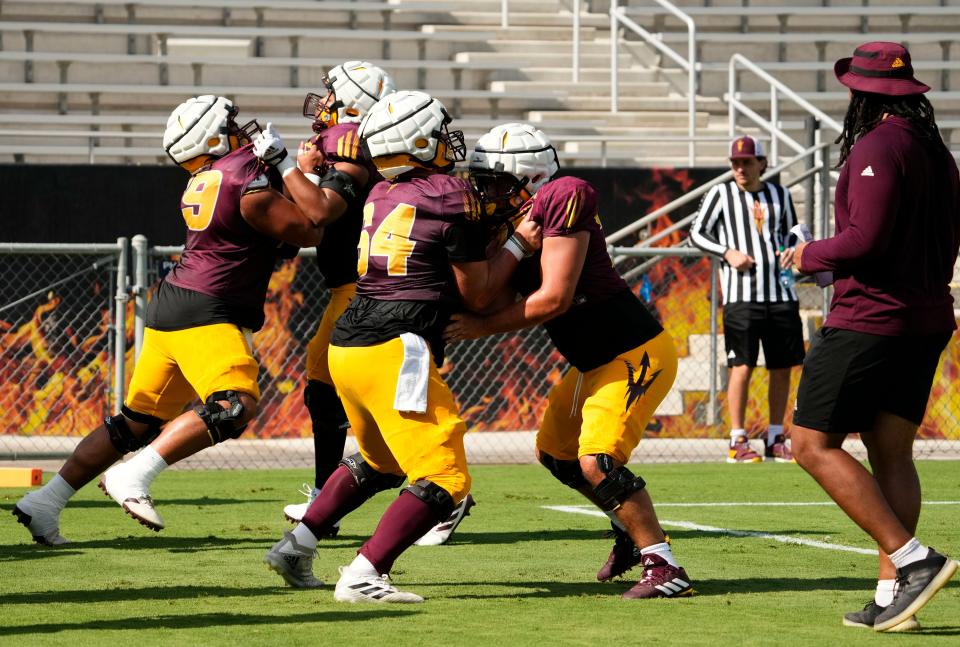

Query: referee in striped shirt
left=690, top=135, right=805, bottom=463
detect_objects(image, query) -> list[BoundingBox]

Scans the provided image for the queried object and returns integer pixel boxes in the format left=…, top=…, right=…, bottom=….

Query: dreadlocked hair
left=835, top=92, right=942, bottom=167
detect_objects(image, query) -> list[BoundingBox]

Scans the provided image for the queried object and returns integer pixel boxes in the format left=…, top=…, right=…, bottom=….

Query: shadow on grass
left=0, top=609, right=416, bottom=636
left=449, top=528, right=704, bottom=545
left=0, top=535, right=269, bottom=558
left=0, top=497, right=278, bottom=512
left=415, top=576, right=896, bottom=600
left=0, top=584, right=294, bottom=605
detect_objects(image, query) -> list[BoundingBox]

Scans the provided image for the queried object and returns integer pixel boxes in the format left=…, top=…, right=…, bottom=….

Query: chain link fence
left=3, top=240, right=960, bottom=468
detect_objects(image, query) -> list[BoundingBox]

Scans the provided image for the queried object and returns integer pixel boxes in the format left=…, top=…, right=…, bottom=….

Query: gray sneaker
left=842, top=601, right=919, bottom=631
left=874, top=549, right=957, bottom=632
left=263, top=531, right=324, bottom=589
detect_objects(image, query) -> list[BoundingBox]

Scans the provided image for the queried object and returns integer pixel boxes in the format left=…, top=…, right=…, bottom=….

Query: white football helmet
left=303, top=61, right=396, bottom=133
left=358, top=90, right=466, bottom=179
left=468, top=123, right=559, bottom=218
left=163, top=95, right=258, bottom=167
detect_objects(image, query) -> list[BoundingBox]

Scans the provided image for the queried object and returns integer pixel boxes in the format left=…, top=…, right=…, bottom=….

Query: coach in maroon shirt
left=792, top=42, right=959, bottom=631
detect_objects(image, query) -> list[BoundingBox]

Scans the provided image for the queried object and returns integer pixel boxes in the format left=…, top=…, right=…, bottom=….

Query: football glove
left=253, top=123, right=296, bottom=176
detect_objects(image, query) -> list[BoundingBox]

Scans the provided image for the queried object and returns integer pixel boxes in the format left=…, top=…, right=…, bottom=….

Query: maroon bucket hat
left=834, top=41, right=930, bottom=96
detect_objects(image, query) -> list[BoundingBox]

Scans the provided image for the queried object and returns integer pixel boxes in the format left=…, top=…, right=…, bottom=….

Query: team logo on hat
left=891, top=57, right=905, bottom=69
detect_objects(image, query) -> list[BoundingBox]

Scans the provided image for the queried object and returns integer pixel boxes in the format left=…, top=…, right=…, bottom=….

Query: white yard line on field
left=543, top=504, right=879, bottom=555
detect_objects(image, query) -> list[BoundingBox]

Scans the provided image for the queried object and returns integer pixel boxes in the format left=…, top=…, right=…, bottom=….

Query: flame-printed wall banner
left=3, top=169, right=959, bottom=452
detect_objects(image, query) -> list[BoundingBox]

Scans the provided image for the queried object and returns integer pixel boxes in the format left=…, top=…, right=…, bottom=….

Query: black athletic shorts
left=793, top=327, right=951, bottom=433
left=722, top=301, right=805, bottom=369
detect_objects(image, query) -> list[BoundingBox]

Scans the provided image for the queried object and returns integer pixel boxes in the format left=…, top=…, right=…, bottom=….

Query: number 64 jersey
left=330, top=171, right=486, bottom=363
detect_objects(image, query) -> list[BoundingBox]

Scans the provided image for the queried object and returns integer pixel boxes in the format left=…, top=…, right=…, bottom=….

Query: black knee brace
left=405, top=479, right=455, bottom=519
left=592, top=454, right=646, bottom=509
left=104, top=406, right=163, bottom=454
left=539, top=451, right=587, bottom=489
left=194, top=390, right=247, bottom=444
left=339, top=453, right=405, bottom=496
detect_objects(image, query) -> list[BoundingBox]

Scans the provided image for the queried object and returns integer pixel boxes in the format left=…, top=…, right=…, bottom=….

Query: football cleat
left=283, top=483, right=319, bottom=523
left=333, top=566, right=424, bottom=604
left=263, top=531, right=324, bottom=589
left=873, top=549, right=958, bottom=632
left=98, top=463, right=164, bottom=531
left=727, top=435, right=762, bottom=463
left=414, top=493, right=475, bottom=546
left=843, top=601, right=919, bottom=631
left=12, top=491, right=69, bottom=546
left=622, top=554, right=694, bottom=599
left=764, top=432, right=795, bottom=463
left=596, top=525, right=642, bottom=581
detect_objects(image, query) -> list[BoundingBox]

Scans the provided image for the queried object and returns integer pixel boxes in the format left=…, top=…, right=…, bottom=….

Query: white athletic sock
left=123, top=445, right=168, bottom=489
left=640, top=541, right=678, bottom=567
left=767, top=424, right=784, bottom=445
left=875, top=578, right=896, bottom=607
left=347, top=553, right=379, bottom=577
left=604, top=510, right=626, bottom=532
left=290, top=523, right=318, bottom=552
left=42, top=474, right=76, bottom=509
left=729, top=428, right=746, bottom=443
left=888, top=537, right=929, bottom=569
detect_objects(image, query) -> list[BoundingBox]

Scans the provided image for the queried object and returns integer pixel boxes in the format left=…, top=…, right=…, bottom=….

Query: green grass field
left=1, top=462, right=958, bottom=646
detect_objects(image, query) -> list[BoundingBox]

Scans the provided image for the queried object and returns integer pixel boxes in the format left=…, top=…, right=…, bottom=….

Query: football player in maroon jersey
left=445, top=123, right=694, bottom=600
left=14, top=96, right=331, bottom=543
left=263, top=92, right=541, bottom=602
left=272, top=61, right=395, bottom=535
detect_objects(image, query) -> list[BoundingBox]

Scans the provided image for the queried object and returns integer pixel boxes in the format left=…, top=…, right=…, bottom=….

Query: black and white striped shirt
left=689, top=180, right=798, bottom=304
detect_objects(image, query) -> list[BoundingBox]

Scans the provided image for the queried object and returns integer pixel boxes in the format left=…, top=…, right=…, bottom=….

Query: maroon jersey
left=355, top=172, right=484, bottom=302
left=311, top=123, right=382, bottom=287
left=331, top=171, right=485, bottom=362
left=159, top=145, right=284, bottom=331
left=512, top=176, right=663, bottom=371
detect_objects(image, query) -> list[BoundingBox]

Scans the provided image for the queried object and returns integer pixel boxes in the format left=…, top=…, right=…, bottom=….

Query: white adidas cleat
left=12, top=490, right=69, bottom=546
left=414, top=493, right=475, bottom=546
left=333, top=566, right=424, bottom=603
left=282, top=483, right=319, bottom=523
left=98, top=463, right=165, bottom=531
left=263, top=531, right=324, bottom=589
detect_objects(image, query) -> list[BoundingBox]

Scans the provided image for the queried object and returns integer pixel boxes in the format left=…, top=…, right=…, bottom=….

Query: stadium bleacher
left=0, top=0, right=958, bottom=168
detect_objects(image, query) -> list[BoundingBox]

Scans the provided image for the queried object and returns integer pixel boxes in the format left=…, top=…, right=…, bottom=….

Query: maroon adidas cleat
left=622, top=554, right=694, bottom=599
left=597, top=526, right=642, bottom=581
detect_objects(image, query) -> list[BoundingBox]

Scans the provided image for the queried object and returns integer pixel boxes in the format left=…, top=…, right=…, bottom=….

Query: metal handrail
left=611, top=0, right=697, bottom=164
left=628, top=141, right=834, bottom=252
left=728, top=53, right=843, bottom=164
left=500, top=0, right=584, bottom=82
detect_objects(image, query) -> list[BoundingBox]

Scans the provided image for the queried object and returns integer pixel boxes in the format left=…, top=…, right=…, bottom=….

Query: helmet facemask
left=470, top=168, right=532, bottom=223
left=303, top=76, right=343, bottom=133
left=431, top=114, right=467, bottom=171
left=226, top=105, right=261, bottom=149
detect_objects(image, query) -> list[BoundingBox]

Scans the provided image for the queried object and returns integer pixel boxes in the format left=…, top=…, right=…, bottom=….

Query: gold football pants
left=328, top=338, right=470, bottom=501
left=125, top=323, right=260, bottom=421
left=305, top=283, right=356, bottom=385
left=536, top=331, right=677, bottom=464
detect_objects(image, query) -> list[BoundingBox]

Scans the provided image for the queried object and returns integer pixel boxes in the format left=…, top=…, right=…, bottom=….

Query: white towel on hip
left=394, top=332, right=430, bottom=413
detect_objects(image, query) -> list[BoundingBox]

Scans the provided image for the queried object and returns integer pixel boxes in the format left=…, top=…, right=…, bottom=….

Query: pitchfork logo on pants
left=623, top=353, right=661, bottom=412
